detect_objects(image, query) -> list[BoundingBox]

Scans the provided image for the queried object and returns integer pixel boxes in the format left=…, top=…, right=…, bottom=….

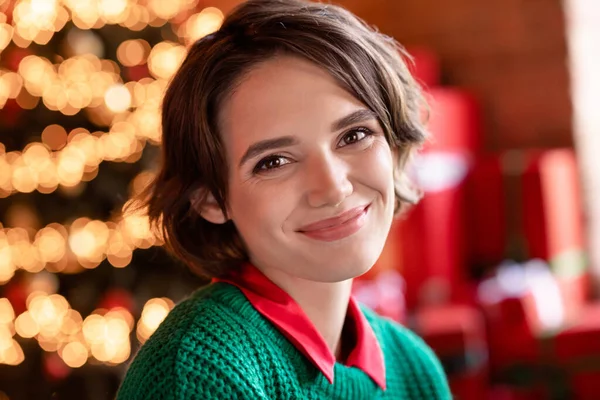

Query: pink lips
left=298, top=205, right=370, bottom=242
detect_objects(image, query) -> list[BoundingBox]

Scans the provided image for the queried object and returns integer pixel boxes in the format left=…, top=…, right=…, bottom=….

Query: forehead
left=218, top=56, right=366, bottom=156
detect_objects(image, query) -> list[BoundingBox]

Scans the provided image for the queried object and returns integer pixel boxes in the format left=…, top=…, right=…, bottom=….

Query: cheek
left=361, top=143, right=395, bottom=191
left=228, top=181, right=295, bottom=231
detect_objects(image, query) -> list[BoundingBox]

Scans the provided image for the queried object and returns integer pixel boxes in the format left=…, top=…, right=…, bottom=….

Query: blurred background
left=0, top=0, right=599, bottom=399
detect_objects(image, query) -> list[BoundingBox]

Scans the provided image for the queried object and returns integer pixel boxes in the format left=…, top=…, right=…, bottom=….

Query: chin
left=309, top=253, right=380, bottom=283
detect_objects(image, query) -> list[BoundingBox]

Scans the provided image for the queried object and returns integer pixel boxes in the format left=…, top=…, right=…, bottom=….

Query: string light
left=10, top=0, right=67, bottom=47
left=0, top=104, right=164, bottom=197
left=0, top=30, right=206, bottom=198
left=1, top=54, right=174, bottom=198
left=0, top=182, right=162, bottom=285
left=17, top=53, right=121, bottom=115
left=4, top=0, right=206, bottom=48
left=11, top=290, right=141, bottom=367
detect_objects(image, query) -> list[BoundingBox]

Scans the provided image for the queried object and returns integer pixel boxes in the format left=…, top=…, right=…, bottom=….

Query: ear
left=190, top=188, right=228, bottom=224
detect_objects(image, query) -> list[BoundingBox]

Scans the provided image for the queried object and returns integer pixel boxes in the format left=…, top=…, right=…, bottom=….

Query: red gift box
left=412, top=305, right=488, bottom=400
left=466, top=149, right=586, bottom=281
left=554, top=302, right=600, bottom=362
left=400, top=183, right=466, bottom=308
left=480, top=263, right=589, bottom=373
left=465, top=155, right=506, bottom=271
left=398, top=88, right=481, bottom=309
left=570, top=372, right=600, bottom=400
left=521, top=150, right=585, bottom=277
left=553, top=303, right=600, bottom=400
left=483, top=294, right=541, bottom=372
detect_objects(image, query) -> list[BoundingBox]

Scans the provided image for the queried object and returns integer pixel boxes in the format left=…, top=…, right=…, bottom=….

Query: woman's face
left=217, top=55, right=396, bottom=283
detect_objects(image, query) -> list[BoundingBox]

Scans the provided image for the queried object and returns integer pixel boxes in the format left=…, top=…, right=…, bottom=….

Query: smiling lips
left=298, top=205, right=370, bottom=242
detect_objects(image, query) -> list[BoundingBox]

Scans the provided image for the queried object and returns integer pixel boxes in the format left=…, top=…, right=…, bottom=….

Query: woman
left=117, top=0, right=452, bottom=398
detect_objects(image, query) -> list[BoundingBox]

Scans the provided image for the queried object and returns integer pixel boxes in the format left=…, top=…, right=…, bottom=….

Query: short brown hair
left=138, top=0, right=428, bottom=279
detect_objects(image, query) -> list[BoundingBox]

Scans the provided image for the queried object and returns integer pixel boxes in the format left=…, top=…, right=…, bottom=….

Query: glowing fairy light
left=79, top=309, right=132, bottom=364
left=182, top=7, right=224, bottom=44
left=136, top=298, right=173, bottom=343
left=1, top=75, right=168, bottom=197
left=0, top=246, right=16, bottom=284
left=117, top=39, right=150, bottom=67
left=0, top=200, right=161, bottom=279
left=147, top=41, right=186, bottom=80
left=0, top=71, right=23, bottom=99
left=41, top=124, right=68, bottom=150
left=61, top=341, right=87, bottom=368
left=17, top=54, right=120, bottom=116
left=120, top=4, right=150, bottom=31
left=146, top=0, right=181, bottom=21
left=0, top=336, right=24, bottom=366
left=35, top=226, right=67, bottom=263
left=0, top=23, right=13, bottom=52
left=104, top=84, right=131, bottom=113
left=0, top=298, right=14, bottom=325
left=98, top=0, right=130, bottom=24
left=15, top=311, right=39, bottom=338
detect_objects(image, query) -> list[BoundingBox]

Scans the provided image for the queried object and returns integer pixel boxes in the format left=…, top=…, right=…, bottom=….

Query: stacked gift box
left=353, top=47, right=596, bottom=399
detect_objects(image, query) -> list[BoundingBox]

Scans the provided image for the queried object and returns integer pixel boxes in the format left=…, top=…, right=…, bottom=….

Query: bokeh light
left=61, top=341, right=87, bottom=368
left=0, top=0, right=226, bottom=382
left=104, top=83, right=131, bottom=112
left=117, top=39, right=150, bottom=67
left=180, top=7, right=224, bottom=44
left=147, top=41, right=186, bottom=80
left=136, top=298, right=173, bottom=343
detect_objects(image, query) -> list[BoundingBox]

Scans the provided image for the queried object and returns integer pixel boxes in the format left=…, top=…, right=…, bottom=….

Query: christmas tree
left=0, top=1, right=220, bottom=398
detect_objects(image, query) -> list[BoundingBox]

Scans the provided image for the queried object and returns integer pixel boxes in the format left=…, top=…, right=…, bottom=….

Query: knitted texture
left=117, top=283, right=452, bottom=399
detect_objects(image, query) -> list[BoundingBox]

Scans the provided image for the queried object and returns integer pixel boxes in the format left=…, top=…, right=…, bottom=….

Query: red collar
left=213, top=263, right=386, bottom=389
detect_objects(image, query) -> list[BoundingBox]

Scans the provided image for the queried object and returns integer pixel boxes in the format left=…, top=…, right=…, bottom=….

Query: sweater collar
left=213, top=263, right=386, bottom=390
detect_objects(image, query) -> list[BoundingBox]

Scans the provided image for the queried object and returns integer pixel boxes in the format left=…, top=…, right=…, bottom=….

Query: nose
left=305, top=153, right=353, bottom=208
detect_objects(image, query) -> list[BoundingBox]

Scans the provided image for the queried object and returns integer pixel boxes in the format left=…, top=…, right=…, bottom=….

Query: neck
left=260, top=268, right=354, bottom=360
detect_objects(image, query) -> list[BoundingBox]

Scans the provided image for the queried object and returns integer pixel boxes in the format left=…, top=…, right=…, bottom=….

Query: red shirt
left=213, top=263, right=386, bottom=389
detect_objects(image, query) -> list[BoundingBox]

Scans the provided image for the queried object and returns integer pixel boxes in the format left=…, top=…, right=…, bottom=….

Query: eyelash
left=252, top=127, right=375, bottom=174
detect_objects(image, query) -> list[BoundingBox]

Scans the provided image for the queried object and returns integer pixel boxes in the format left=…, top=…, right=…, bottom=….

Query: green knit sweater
left=117, top=282, right=452, bottom=399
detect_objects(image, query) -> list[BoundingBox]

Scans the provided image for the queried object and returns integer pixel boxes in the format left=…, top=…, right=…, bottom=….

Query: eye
left=253, top=155, right=291, bottom=173
left=338, top=127, right=374, bottom=148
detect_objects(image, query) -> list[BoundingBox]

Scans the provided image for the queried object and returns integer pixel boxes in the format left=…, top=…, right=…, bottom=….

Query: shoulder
left=361, top=306, right=452, bottom=399
left=117, top=284, right=268, bottom=400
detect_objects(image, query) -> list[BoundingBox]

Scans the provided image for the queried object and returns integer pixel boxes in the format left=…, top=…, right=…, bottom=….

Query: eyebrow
left=239, top=136, right=298, bottom=167
left=238, top=108, right=378, bottom=168
left=331, top=108, right=378, bottom=132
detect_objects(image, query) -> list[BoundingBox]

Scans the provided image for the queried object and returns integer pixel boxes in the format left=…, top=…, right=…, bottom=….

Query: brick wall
left=338, top=0, right=574, bottom=152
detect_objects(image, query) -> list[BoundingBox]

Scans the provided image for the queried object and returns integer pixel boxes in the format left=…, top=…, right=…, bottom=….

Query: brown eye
left=253, top=155, right=290, bottom=173
left=338, top=127, right=373, bottom=148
